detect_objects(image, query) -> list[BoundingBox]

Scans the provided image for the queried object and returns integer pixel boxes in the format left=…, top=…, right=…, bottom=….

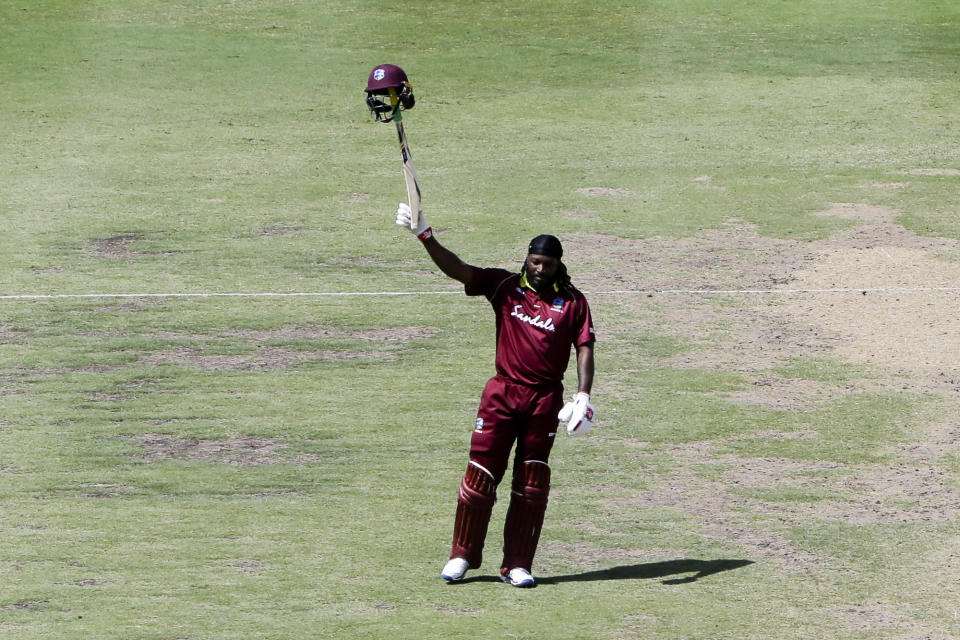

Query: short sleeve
left=465, top=268, right=514, bottom=300
left=574, top=296, right=596, bottom=346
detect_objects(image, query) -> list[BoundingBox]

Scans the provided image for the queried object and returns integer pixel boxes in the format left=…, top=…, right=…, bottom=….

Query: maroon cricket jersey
left=465, top=268, right=595, bottom=386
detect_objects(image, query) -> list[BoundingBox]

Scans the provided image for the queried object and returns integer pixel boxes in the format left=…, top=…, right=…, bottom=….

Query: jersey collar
left=520, top=272, right=559, bottom=294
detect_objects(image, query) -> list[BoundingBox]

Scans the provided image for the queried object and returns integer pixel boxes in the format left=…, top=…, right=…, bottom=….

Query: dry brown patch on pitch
left=659, top=299, right=844, bottom=382
left=2, top=600, right=47, bottom=611
left=810, top=202, right=899, bottom=224
left=572, top=223, right=802, bottom=294
left=701, top=447, right=960, bottom=525
left=249, top=490, right=305, bottom=499
left=74, top=578, right=102, bottom=587
left=88, top=234, right=144, bottom=260
left=722, top=377, right=843, bottom=411
left=891, top=420, right=960, bottom=462
left=781, top=204, right=960, bottom=374
left=230, top=559, right=267, bottom=574
left=804, top=464, right=960, bottom=524
left=583, top=206, right=960, bottom=398
left=128, top=434, right=312, bottom=466
left=256, top=222, right=306, bottom=236
left=609, top=448, right=831, bottom=573
left=836, top=603, right=907, bottom=632
left=87, top=234, right=173, bottom=260
left=611, top=433, right=958, bottom=568
left=87, top=390, right=133, bottom=403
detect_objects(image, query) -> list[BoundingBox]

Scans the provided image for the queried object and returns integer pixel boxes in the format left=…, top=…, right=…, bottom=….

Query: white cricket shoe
left=501, top=567, right=535, bottom=587
left=441, top=557, right=470, bottom=582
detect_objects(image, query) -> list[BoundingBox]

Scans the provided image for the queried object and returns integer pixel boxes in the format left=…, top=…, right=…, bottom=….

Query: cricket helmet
left=366, top=64, right=408, bottom=93
left=365, top=64, right=415, bottom=122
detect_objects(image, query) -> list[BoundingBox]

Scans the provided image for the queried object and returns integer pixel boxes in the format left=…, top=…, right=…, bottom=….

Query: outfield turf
left=3, top=1, right=960, bottom=638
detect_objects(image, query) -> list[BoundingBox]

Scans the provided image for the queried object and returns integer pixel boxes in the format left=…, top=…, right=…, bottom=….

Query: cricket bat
left=390, top=90, right=422, bottom=230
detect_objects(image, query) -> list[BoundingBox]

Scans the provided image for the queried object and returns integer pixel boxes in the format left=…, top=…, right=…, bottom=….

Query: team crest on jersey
left=551, top=297, right=564, bottom=311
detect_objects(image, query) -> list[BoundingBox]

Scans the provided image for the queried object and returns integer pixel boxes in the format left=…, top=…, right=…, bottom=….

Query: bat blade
left=394, top=116, right=422, bottom=230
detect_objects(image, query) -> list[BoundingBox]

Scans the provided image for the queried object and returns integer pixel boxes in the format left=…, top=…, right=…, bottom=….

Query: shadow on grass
left=540, top=558, right=754, bottom=585
left=454, top=558, right=753, bottom=586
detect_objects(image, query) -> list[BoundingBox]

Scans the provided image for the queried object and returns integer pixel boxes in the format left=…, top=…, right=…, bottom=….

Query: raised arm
left=396, top=203, right=477, bottom=285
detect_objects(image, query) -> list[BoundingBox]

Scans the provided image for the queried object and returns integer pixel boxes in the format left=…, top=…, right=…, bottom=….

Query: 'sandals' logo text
left=510, top=305, right=556, bottom=332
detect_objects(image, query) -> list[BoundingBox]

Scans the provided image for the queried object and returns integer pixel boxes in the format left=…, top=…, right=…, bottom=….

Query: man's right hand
left=396, top=202, right=431, bottom=239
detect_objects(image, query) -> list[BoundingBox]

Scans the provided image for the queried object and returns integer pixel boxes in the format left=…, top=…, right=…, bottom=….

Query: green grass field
left=3, top=1, right=960, bottom=638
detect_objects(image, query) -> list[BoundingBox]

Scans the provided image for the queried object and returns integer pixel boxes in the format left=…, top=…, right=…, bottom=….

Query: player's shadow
left=538, top=558, right=754, bottom=585
left=455, top=558, right=752, bottom=586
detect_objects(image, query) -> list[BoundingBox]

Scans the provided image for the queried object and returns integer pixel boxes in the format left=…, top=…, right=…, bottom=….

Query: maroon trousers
left=449, top=376, right=564, bottom=574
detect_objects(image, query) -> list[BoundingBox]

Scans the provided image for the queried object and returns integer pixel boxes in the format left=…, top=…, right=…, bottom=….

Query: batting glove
left=396, top=202, right=432, bottom=241
left=558, top=392, right=595, bottom=436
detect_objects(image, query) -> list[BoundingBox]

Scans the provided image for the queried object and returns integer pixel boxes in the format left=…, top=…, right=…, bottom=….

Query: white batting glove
left=395, top=202, right=431, bottom=240
left=558, top=392, right=595, bottom=436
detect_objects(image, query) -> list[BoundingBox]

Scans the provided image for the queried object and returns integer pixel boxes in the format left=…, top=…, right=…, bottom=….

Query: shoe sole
left=501, top=575, right=535, bottom=587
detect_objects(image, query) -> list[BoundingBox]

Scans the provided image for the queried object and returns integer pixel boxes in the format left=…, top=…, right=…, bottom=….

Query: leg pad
left=501, top=460, right=551, bottom=573
left=450, top=462, right=497, bottom=569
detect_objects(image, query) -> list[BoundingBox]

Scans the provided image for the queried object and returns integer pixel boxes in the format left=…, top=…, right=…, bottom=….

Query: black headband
left=528, top=234, right=563, bottom=259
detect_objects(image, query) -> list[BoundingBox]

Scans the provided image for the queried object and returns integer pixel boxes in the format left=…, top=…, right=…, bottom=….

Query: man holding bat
left=394, top=204, right=597, bottom=588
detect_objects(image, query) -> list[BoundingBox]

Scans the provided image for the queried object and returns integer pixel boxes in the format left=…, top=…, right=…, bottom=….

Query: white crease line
left=0, top=291, right=463, bottom=300
left=595, top=287, right=960, bottom=295
left=3, top=286, right=960, bottom=301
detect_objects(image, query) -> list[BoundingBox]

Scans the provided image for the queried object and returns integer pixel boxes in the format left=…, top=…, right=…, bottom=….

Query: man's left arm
left=575, top=342, right=594, bottom=395
left=560, top=342, right=596, bottom=435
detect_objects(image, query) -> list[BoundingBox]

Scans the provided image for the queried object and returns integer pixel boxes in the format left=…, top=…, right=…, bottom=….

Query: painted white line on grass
left=0, top=291, right=464, bottom=300
left=594, top=286, right=960, bottom=295
left=3, top=286, right=960, bottom=301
